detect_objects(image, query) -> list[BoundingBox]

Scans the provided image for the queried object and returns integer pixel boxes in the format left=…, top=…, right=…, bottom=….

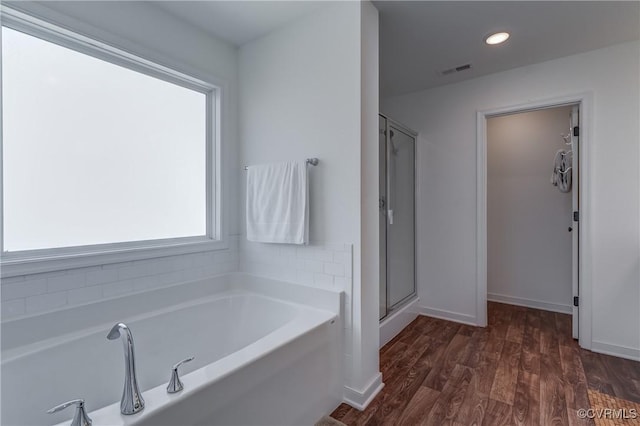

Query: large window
left=1, top=9, right=222, bottom=274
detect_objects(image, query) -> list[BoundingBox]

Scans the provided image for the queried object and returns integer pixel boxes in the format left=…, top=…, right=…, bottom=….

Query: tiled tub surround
left=239, top=240, right=353, bottom=291
left=1, top=237, right=239, bottom=319
left=2, top=273, right=343, bottom=426
left=239, top=240, right=354, bottom=335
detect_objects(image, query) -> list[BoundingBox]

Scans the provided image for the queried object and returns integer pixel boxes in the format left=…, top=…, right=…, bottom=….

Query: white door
left=571, top=105, right=580, bottom=339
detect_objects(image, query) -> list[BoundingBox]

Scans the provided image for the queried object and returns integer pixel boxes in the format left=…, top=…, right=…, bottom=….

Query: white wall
left=238, top=1, right=382, bottom=406
left=487, top=106, right=573, bottom=313
left=383, top=40, right=640, bottom=359
left=357, top=0, right=382, bottom=408
left=238, top=3, right=360, bottom=244
left=1, top=1, right=241, bottom=317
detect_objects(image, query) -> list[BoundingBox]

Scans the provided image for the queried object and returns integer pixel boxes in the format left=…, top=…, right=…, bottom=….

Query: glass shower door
left=386, top=124, right=416, bottom=308
left=379, top=116, right=388, bottom=319
left=380, top=115, right=416, bottom=320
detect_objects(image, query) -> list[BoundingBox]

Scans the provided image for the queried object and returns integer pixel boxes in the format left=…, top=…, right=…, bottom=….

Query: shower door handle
left=388, top=209, right=394, bottom=225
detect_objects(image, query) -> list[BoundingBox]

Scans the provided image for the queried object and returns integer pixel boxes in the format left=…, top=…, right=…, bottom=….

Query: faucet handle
left=167, top=356, right=194, bottom=394
left=47, top=399, right=92, bottom=426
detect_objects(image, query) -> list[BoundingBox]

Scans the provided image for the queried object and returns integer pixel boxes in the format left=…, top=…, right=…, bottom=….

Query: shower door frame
left=476, top=92, right=593, bottom=350
left=379, top=113, right=418, bottom=320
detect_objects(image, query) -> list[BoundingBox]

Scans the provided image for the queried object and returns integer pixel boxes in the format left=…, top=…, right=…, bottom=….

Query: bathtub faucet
left=107, top=323, right=145, bottom=415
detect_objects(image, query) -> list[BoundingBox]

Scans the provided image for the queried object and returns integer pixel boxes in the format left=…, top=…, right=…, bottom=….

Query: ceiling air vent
left=440, top=63, right=472, bottom=76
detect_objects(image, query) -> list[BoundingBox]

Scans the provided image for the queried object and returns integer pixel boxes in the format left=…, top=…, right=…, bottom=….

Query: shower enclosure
left=379, top=114, right=417, bottom=320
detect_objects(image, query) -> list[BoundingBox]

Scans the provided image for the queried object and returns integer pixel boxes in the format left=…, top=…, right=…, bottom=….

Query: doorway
left=487, top=105, right=579, bottom=337
left=476, top=93, right=592, bottom=348
left=379, top=114, right=417, bottom=320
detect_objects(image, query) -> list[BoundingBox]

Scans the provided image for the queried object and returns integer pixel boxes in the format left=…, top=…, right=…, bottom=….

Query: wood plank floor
left=331, top=302, right=640, bottom=426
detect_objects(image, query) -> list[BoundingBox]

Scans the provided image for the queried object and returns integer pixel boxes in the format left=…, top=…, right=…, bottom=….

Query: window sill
left=1, top=237, right=229, bottom=278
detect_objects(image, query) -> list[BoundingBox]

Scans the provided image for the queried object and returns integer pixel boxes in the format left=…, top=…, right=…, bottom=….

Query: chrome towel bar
left=244, top=158, right=319, bottom=171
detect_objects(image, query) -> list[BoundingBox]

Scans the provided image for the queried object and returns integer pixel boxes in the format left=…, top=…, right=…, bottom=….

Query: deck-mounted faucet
left=107, top=323, right=145, bottom=415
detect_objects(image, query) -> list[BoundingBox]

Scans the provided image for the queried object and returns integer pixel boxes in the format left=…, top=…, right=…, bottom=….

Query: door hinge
left=573, top=211, right=579, bottom=222
left=573, top=126, right=579, bottom=137
left=573, top=296, right=579, bottom=307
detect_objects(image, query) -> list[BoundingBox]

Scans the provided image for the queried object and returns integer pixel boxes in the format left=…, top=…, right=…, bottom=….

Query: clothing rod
left=244, top=158, right=319, bottom=170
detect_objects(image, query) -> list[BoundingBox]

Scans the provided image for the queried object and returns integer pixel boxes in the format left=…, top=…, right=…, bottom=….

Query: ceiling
left=154, top=1, right=639, bottom=98
left=154, top=1, right=326, bottom=46
left=375, top=1, right=640, bottom=97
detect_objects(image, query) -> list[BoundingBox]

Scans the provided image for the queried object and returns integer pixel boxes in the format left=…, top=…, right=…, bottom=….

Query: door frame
left=475, top=92, right=593, bottom=350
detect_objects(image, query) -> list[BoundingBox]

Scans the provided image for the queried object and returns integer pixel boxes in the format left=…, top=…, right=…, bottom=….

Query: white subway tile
left=2, top=278, right=47, bottom=301
left=314, top=249, right=334, bottom=262
left=151, top=258, right=179, bottom=274
left=279, top=246, right=296, bottom=257
left=296, top=247, right=316, bottom=260
left=167, top=255, right=191, bottom=271
left=324, top=262, right=345, bottom=277
left=2, top=299, right=25, bottom=319
left=118, top=264, right=151, bottom=280
left=324, top=242, right=350, bottom=252
left=297, top=259, right=324, bottom=273
left=25, top=270, right=67, bottom=280
left=332, top=251, right=351, bottom=266
left=85, top=268, right=118, bottom=286
left=68, top=286, right=103, bottom=305
left=183, top=267, right=205, bottom=281
left=47, top=273, right=86, bottom=292
left=132, top=276, right=160, bottom=292
left=26, top=292, right=67, bottom=314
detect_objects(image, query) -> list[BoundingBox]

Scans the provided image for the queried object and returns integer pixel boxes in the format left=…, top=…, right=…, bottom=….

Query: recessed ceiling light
left=485, top=32, right=510, bottom=45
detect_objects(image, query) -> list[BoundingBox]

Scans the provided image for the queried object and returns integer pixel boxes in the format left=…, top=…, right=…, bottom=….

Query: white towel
left=246, top=160, right=309, bottom=244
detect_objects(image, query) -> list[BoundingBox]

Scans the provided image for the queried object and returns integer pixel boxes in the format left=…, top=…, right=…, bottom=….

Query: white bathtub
left=1, top=273, right=343, bottom=426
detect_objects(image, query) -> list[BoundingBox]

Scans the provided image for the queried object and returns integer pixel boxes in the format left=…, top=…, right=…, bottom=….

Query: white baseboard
left=416, top=305, right=478, bottom=326
left=591, top=340, right=640, bottom=362
left=487, top=293, right=572, bottom=314
left=380, top=297, right=419, bottom=348
left=343, top=373, right=384, bottom=411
